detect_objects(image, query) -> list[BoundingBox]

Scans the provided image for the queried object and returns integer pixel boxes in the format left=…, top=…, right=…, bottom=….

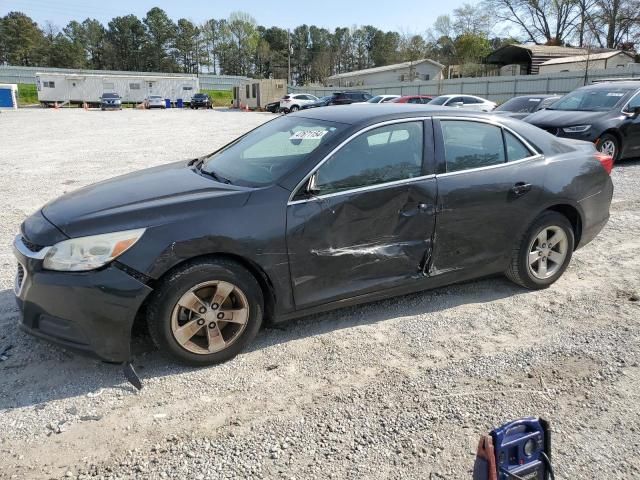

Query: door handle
left=400, top=203, right=434, bottom=217
left=510, top=182, right=532, bottom=197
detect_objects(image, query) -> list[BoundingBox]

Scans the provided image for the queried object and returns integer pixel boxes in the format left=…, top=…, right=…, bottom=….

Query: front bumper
left=13, top=236, right=153, bottom=362
left=101, top=103, right=122, bottom=110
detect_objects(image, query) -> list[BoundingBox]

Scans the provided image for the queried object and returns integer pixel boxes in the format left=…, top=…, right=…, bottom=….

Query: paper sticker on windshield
left=607, top=92, right=624, bottom=97
left=289, top=130, right=328, bottom=140
left=529, top=98, right=541, bottom=101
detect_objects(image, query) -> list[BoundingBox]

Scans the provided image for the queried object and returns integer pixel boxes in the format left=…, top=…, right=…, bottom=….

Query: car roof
left=579, top=81, right=640, bottom=90
left=292, top=103, right=499, bottom=125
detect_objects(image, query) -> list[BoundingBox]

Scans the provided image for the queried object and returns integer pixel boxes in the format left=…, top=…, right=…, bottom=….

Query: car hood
left=524, top=109, right=608, bottom=126
left=41, top=161, right=252, bottom=238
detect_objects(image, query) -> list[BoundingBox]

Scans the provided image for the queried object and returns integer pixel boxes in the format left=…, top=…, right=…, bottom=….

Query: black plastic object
left=123, top=362, right=143, bottom=390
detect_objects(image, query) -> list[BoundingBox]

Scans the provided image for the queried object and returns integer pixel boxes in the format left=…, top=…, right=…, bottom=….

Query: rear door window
left=504, top=131, right=533, bottom=162
left=440, top=120, right=505, bottom=172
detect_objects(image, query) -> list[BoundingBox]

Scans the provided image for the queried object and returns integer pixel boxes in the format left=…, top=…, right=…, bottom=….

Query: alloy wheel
left=527, top=226, right=568, bottom=280
left=599, top=139, right=616, bottom=158
left=171, top=280, right=249, bottom=355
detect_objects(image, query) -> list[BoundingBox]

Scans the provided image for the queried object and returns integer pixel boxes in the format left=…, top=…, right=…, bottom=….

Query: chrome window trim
left=287, top=116, right=431, bottom=205
left=288, top=174, right=436, bottom=205
left=12, top=235, right=51, bottom=260
left=436, top=153, right=544, bottom=177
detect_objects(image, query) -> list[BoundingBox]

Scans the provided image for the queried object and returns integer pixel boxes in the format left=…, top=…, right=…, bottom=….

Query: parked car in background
left=143, top=95, right=166, bottom=109
left=13, top=104, right=613, bottom=366
left=493, top=95, right=561, bottom=120
left=100, top=93, right=122, bottom=111
left=300, top=95, right=333, bottom=110
left=524, top=81, right=640, bottom=162
left=391, top=95, right=434, bottom=104
left=428, top=94, right=496, bottom=111
left=367, top=95, right=401, bottom=103
left=265, top=100, right=281, bottom=113
left=280, top=93, right=319, bottom=113
left=190, top=93, right=212, bottom=109
left=328, top=91, right=373, bottom=105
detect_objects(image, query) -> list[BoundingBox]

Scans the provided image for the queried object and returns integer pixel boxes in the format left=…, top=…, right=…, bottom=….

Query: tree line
left=0, top=1, right=638, bottom=84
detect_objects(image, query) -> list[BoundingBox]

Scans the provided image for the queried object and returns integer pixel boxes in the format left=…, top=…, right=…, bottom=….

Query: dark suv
left=524, top=81, right=640, bottom=161
left=190, top=93, right=212, bottom=109
left=329, top=91, right=372, bottom=105
left=100, top=93, right=122, bottom=111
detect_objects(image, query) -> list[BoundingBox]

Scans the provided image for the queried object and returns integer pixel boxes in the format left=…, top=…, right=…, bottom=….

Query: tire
left=289, top=105, right=299, bottom=112
left=597, top=133, right=620, bottom=162
left=147, top=258, right=264, bottom=366
left=505, top=211, right=575, bottom=289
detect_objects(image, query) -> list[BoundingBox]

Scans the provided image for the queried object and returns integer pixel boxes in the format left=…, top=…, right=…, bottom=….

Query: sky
left=2, top=0, right=471, bottom=33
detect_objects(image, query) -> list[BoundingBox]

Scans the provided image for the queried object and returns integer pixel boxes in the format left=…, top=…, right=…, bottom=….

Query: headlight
left=562, top=125, right=591, bottom=133
left=43, top=228, right=145, bottom=271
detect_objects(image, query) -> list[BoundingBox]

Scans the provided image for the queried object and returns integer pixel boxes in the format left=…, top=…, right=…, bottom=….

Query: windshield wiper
left=199, top=167, right=232, bottom=185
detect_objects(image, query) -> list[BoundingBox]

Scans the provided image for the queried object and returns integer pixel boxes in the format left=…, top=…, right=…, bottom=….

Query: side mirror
left=307, top=174, right=320, bottom=195
left=450, top=101, right=464, bottom=108
left=630, top=105, right=640, bottom=118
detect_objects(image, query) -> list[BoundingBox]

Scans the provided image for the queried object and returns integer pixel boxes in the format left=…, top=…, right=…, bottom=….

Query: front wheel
left=289, top=105, right=299, bottom=112
left=147, top=259, right=264, bottom=366
left=505, top=211, right=574, bottom=289
left=597, top=133, right=620, bottom=162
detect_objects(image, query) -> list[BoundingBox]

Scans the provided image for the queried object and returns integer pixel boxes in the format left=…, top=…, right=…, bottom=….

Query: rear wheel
left=505, top=211, right=574, bottom=289
left=597, top=133, right=620, bottom=162
left=147, top=259, right=263, bottom=366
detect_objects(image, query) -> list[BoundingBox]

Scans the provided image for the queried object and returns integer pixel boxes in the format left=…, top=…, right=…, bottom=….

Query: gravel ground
left=0, top=109, right=639, bottom=480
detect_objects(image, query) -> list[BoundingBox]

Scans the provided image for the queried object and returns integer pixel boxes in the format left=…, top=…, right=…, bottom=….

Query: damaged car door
left=286, top=119, right=437, bottom=308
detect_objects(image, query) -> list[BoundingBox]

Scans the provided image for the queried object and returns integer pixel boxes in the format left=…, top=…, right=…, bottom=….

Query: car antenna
left=123, top=361, right=143, bottom=391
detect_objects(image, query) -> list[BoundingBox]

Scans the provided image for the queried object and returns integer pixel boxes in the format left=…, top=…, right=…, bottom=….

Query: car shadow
left=0, top=275, right=527, bottom=410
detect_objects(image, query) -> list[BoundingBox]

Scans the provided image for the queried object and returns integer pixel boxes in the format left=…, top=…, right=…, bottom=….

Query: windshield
left=495, top=97, right=543, bottom=113
left=200, top=116, right=347, bottom=187
left=150, top=95, right=162, bottom=99
left=428, top=96, right=449, bottom=106
left=102, top=93, right=120, bottom=99
left=367, top=96, right=383, bottom=103
left=548, top=87, right=633, bottom=111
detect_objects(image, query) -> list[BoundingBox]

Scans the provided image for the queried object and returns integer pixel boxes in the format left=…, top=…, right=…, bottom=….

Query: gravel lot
left=0, top=109, right=639, bottom=480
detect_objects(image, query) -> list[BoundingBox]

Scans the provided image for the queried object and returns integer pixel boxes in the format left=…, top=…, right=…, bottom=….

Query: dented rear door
left=286, top=119, right=437, bottom=309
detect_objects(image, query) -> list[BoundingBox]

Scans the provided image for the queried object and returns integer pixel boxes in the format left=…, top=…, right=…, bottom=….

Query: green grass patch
left=200, top=89, right=233, bottom=107
left=18, top=83, right=38, bottom=106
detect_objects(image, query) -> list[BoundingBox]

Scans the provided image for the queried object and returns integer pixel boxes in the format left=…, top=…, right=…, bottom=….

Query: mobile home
left=233, top=79, right=286, bottom=109
left=35, top=72, right=199, bottom=105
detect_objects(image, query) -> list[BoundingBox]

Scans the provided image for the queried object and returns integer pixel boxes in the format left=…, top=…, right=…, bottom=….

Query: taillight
left=594, top=152, right=614, bottom=174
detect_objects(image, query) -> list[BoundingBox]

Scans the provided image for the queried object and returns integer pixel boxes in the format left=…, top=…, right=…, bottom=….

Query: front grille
left=22, top=237, right=44, bottom=253
left=14, top=263, right=25, bottom=296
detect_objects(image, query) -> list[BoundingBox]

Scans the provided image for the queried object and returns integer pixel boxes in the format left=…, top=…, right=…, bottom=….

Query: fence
left=289, top=63, right=640, bottom=103
left=0, top=65, right=249, bottom=91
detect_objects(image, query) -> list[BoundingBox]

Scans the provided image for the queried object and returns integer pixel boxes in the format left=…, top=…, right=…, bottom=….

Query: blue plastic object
left=165, top=98, right=171, bottom=108
left=491, top=417, right=550, bottom=480
left=176, top=98, right=183, bottom=108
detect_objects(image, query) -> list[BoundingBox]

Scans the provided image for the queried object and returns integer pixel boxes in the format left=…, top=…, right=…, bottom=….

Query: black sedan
left=493, top=94, right=561, bottom=120
left=13, top=105, right=613, bottom=366
left=524, top=81, right=640, bottom=161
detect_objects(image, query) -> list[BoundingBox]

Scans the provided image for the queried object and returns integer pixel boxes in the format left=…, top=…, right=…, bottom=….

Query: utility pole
left=287, top=29, right=292, bottom=86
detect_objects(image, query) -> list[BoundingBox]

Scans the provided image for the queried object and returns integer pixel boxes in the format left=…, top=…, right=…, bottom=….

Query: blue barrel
left=165, top=98, right=171, bottom=108
left=176, top=98, right=183, bottom=108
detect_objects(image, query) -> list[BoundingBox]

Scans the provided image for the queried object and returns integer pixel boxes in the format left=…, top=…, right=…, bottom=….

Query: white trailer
left=35, top=72, right=199, bottom=106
